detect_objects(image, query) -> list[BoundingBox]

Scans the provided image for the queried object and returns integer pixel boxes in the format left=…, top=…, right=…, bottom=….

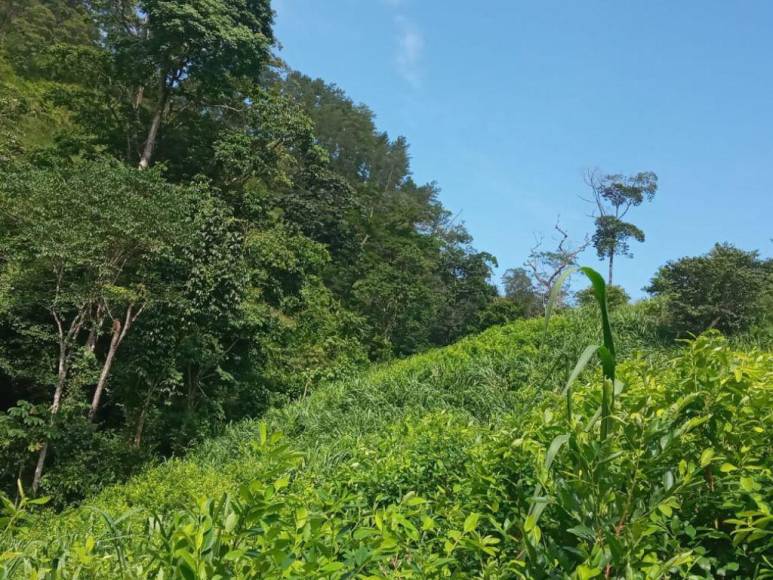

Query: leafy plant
left=0, top=309, right=769, bottom=577
left=546, top=266, right=617, bottom=439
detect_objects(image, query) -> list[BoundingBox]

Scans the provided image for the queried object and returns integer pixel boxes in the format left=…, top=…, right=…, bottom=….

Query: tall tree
left=94, top=0, right=274, bottom=169
left=0, top=159, right=201, bottom=491
left=0, top=26, right=501, bottom=501
left=276, top=71, right=497, bottom=356
left=585, top=170, right=658, bottom=284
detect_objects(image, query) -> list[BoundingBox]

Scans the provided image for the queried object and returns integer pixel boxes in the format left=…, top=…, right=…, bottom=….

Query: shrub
left=647, top=243, right=772, bottom=336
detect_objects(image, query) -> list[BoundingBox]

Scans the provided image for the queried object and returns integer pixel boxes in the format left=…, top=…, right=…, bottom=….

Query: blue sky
left=274, top=0, right=773, bottom=297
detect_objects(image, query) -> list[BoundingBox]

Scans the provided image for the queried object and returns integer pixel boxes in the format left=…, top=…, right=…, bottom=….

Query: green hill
left=2, top=307, right=771, bottom=578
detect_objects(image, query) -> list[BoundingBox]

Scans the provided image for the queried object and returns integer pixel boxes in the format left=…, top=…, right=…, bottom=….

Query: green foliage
left=274, top=71, right=497, bottom=356
left=0, top=480, right=49, bottom=539
left=587, top=170, right=658, bottom=284
left=0, top=0, right=95, bottom=73
left=476, top=296, right=531, bottom=330
left=647, top=243, right=773, bottom=337
left=1, top=314, right=770, bottom=577
left=502, top=267, right=537, bottom=306
left=546, top=266, right=617, bottom=439
left=0, top=1, right=498, bottom=502
left=576, top=284, right=630, bottom=311
left=0, top=157, right=368, bottom=497
left=3, top=6, right=770, bottom=577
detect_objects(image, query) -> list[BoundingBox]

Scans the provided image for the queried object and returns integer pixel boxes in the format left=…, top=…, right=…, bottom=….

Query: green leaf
left=663, top=470, right=674, bottom=491
left=576, top=564, right=601, bottom=579
left=463, top=512, right=479, bottom=533
left=404, top=495, right=427, bottom=507
left=295, top=507, right=308, bottom=529
left=544, top=266, right=576, bottom=332
left=578, top=267, right=615, bottom=359
left=596, top=345, right=615, bottom=439
left=567, top=525, right=595, bottom=541
left=320, top=561, right=345, bottom=573
left=545, top=433, right=570, bottom=471
left=700, top=448, right=715, bottom=467
left=596, top=345, right=615, bottom=384
left=562, top=344, right=599, bottom=395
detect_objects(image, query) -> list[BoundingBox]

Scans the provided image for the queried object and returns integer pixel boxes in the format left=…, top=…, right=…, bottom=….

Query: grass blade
left=562, top=344, right=599, bottom=396
left=578, top=267, right=615, bottom=358
left=544, top=267, right=576, bottom=332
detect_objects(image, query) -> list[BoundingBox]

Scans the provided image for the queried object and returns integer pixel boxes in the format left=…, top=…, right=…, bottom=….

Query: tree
left=476, top=297, right=530, bottom=329
left=0, top=159, right=201, bottom=491
left=93, top=0, right=274, bottom=169
left=585, top=170, right=658, bottom=284
left=0, top=25, right=503, bottom=502
left=525, top=220, right=589, bottom=309
left=501, top=268, right=540, bottom=317
left=431, top=232, right=497, bottom=345
left=277, top=71, right=497, bottom=357
left=576, top=284, right=630, bottom=310
left=0, top=0, right=95, bottom=72
left=646, top=243, right=772, bottom=336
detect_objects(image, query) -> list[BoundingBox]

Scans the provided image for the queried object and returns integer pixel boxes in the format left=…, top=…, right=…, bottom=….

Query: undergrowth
left=1, top=303, right=771, bottom=578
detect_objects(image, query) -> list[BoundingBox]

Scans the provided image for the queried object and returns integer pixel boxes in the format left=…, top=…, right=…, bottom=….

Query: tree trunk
left=707, top=315, right=722, bottom=331
left=138, top=82, right=168, bottom=170
left=133, top=85, right=145, bottom=110
left=85, top=304, right=104, bottom=353
left=31, top=443, right=49, bottom=495
left=32, top=338, right=69, bottom=494
left=88, top=319, right=122, bottom=421
left=608, top=251, right=615, bottom=286
left=133, top=385, right=154, bottom=448
left=88, top=301, right=141, bottom=421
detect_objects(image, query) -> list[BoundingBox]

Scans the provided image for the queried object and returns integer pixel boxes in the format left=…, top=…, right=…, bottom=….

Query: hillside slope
left=3, top=307, right=772, bottom=578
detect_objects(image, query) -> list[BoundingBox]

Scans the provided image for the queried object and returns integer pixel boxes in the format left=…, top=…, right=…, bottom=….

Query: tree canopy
left=647, top=243, right=772, bottom=336
left=0, top=0, right=498, bottom=500
left=586, top=170, right=658, bottom=284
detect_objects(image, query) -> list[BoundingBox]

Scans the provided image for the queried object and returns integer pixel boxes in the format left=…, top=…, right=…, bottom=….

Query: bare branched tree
left=525, top=218, right=589, bottom=309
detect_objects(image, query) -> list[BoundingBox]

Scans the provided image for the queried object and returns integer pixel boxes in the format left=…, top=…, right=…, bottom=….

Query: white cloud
left=394, top=15, right=424, bottom=88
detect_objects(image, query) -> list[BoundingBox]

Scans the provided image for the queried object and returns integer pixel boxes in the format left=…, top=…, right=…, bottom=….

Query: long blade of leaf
left=544, top=266, right=576, bottom=332
left=597, top=345, right=615, bottom=440
left=579, top=267, right=615, bottom=358
left=562, top=344, right=599, bottom=395
left=544, top=433, right=570, bottom=471
left=596, top=345, right=615, bottom=384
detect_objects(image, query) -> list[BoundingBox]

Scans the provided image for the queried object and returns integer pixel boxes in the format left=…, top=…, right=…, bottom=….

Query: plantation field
left=2, top=307, right=772, bottom=578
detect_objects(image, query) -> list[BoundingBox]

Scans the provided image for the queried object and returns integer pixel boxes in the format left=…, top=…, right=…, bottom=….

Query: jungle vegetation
left=0, top=1, right=771, bottom=577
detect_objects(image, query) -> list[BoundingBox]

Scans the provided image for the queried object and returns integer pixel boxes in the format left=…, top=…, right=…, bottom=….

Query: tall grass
left=2, top=303, right=770, bottom=577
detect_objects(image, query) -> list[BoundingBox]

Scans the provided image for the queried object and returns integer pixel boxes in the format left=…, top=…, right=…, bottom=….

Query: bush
left=647, top=243, right=772, bottom=336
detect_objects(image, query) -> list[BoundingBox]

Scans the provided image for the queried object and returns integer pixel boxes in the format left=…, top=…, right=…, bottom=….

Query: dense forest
left=0, top=1, right=771, bottom=577
left=0, top=0, right=504, bottom=500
